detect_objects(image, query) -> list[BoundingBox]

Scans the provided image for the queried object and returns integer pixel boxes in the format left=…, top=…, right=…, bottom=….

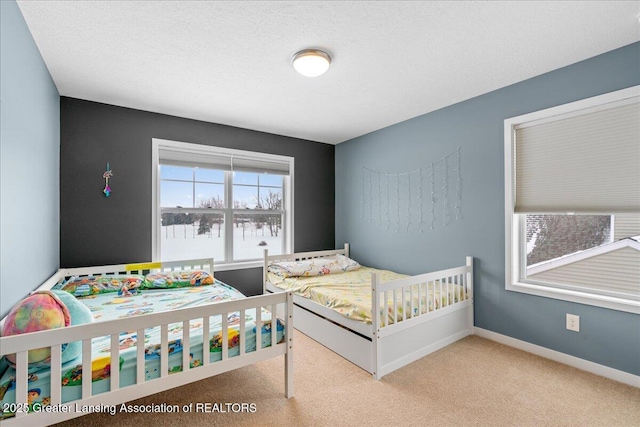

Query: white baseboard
left=474, top=327, right=640, bottom=388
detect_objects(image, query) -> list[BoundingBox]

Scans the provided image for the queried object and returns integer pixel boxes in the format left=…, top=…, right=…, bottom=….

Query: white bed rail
left=0, top=291, right=293, bottom=426
left=373, top=257, right=474, bottom=329
left=371, top=257, right=473, bottom=379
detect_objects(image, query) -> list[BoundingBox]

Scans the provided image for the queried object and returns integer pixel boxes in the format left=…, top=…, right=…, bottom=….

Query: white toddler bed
left=264, top=244, right=472, bottom=380
left=0, top=259, right=293, bottom=426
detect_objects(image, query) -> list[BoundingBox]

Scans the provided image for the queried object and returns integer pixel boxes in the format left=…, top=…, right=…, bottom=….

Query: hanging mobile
left=103, top=162, right=113, bottom=197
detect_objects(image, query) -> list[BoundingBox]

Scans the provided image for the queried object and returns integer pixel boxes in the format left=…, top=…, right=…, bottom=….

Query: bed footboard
left=0, top=292, right=294, bottom=426
left=371, top=257, right=474, bottom=379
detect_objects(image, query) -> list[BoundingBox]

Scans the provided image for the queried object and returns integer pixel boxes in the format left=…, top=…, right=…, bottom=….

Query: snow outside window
left=152, top=139, right=293, bottom=270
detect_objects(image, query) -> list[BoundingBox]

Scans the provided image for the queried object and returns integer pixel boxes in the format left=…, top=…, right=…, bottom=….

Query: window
left=504, top=86, right=640, bottom=313
left=152, top=139, right=294, bottom=269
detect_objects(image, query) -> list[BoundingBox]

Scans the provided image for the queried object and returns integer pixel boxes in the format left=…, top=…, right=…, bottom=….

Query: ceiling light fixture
left=292, top=49, right=331, bottom=77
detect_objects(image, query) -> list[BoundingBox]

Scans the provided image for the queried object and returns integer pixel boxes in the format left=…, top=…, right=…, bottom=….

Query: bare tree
left=259, top=190, right=282, bottom=237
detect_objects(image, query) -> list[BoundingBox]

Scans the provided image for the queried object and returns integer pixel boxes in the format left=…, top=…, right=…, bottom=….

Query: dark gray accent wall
left=336, top=42, right=640, bottom=375
left=1, top=0, right=60, bottom=318
left=60, top=98, right=334, bottom=295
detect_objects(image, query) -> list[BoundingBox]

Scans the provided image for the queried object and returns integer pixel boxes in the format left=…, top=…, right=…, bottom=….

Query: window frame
left=504, top=86, right=640, bottom=314
left=152, top=138, right=294, bottom=270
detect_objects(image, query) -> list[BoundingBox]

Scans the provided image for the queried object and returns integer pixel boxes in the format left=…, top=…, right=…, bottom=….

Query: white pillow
left=268, top=254, right=360, bottom=278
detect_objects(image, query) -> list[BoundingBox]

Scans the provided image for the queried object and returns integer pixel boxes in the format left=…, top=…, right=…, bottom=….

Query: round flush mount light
left=292, top=49, right=331, bottom=77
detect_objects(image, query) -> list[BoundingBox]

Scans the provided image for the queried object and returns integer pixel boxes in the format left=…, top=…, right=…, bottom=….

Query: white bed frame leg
left=263, top=249, right=270, bottom=294
left=466, top=256, right=474, bottom=332
left=284, top=292, right=294, bottom=397
left=371, top=273, right=382, bottom=380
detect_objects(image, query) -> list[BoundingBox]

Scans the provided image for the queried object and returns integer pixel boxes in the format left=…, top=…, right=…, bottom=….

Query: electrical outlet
left=566, top=313, right=580, bottom=332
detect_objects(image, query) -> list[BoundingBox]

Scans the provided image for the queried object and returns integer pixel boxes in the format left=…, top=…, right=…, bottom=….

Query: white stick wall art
left=360, top=147, right=462, bottom=232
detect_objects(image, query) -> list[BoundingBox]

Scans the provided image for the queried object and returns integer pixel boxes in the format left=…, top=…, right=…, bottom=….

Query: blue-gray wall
left=336, top=42, right=640, bottom=375
left=0, top=0, right=60, bottom=318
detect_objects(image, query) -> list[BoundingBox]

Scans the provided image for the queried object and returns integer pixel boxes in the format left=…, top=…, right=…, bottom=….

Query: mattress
left=0, top=280, right=283, bottom=419
left=268, top=267, right=466, bottom=324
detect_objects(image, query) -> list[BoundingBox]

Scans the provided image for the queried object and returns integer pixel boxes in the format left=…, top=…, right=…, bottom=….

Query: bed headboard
left=262, top=244, right=350, bottom=288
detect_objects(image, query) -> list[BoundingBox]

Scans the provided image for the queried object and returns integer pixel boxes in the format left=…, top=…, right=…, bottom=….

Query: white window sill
left=506, top=280, right=640, bottom=314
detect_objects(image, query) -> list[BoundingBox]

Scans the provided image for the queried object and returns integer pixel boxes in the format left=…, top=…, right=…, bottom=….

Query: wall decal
left=361, top=147, right=462, bottom=232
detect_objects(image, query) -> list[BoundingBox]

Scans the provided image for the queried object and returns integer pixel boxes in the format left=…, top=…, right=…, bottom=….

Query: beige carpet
left=53, top=333, right=640, bottom=427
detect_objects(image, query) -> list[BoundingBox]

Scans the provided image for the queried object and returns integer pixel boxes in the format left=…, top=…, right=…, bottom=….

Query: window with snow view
left=152, top=139, right=293, bottom=267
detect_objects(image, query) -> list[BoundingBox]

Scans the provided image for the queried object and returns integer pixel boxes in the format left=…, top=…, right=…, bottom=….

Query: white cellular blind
left=159, top=148, right=290, bottom=175
left=515, top=100, right=640, bottom=214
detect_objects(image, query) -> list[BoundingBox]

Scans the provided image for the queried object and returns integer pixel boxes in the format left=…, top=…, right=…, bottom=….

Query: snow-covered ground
left=160, top=223, right=282, bottom=262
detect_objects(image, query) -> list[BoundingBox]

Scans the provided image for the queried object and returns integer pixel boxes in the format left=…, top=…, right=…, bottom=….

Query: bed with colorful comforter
left=0, top=280, right=284, bottom=417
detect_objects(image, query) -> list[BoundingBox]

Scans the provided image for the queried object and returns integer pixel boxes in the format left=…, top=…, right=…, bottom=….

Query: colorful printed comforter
left=268, top=267, right=466, bottom=325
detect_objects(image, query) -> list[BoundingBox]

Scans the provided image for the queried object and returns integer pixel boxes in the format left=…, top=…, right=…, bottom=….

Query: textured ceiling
left=16, top=1, right=640, bottom=144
